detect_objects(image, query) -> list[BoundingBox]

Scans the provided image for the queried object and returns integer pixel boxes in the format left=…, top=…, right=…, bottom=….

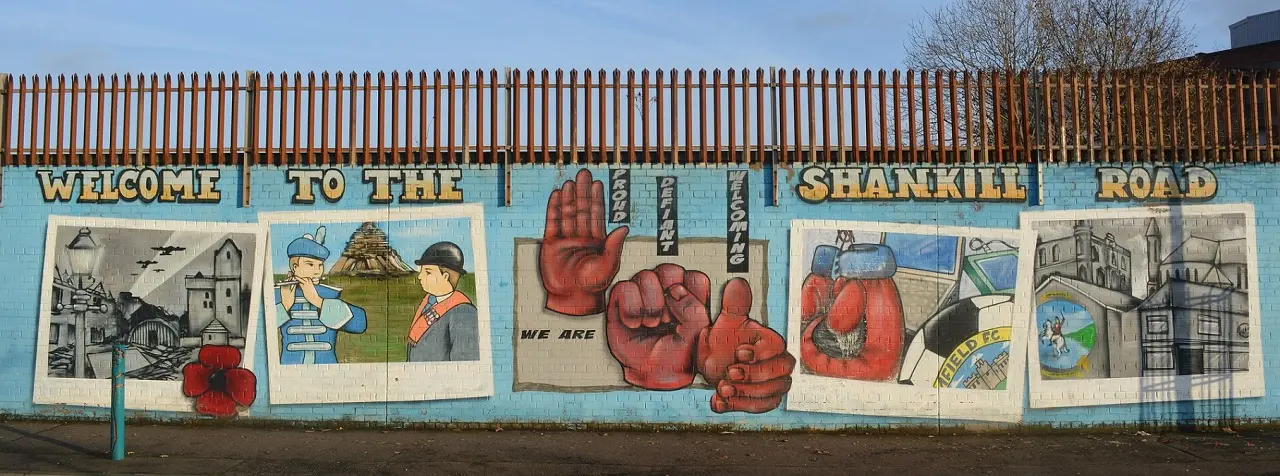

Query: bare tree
left=1033, top=0, right=1202, bottom=161
left=902, top=0, right=1051, bottom=156
left=906, top=0, right=1194, bottom=73
left=905, top=0, right=1050, bottom=72
left=901, top=0, right=1202, bottom=158
left=1037, top=0, right=1196, bottom=73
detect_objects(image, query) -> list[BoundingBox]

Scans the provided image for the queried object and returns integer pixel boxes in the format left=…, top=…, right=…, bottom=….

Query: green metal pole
left=110, top=344, right=125, bottom=460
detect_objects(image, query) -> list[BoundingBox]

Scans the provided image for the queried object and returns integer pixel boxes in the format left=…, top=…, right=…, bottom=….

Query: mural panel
left=785, top=220, right=1034, bottom=422
left=32, top=216, right=266, bottom=413
left=260, top=204, right=493, bottom=404
left=16, top=164, right=1270, bottom=427
left=1021, top=204, right=1264, bottom=408
left=513, top=169, right=794, bottom=414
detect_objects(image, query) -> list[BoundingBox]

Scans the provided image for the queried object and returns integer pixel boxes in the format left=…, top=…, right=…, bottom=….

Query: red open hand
left=540, top=169, right=629, bottom=316
left=606, top=264, right=711, bottom=390
left=695, top=278, right=795, bottom=414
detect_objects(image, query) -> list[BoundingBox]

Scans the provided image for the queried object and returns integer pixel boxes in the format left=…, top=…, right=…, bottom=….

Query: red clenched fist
left=695, top=278, right=795, bottom=414
left=606, top=264, right=711, bottom=390
left=540, top=169, right=630, bottom=316
left=800, top=273, right=905, bottom=381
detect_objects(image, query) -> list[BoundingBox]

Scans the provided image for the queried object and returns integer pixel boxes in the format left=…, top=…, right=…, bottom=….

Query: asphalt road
left=3, top=421, right=1280, bottom=475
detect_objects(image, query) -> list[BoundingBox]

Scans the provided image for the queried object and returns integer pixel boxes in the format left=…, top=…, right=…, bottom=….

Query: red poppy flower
left=181, top=345, right=256, bottom=418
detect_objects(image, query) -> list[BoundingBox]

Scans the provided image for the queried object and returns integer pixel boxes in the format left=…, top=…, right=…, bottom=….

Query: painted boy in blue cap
left=406, top=241, right=479, bottom=362
left=274, top=226, right=367, bottom=365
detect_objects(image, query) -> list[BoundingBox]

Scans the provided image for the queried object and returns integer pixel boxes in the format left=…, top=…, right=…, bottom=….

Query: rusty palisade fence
left=1, top=69, right=1277, bottom=167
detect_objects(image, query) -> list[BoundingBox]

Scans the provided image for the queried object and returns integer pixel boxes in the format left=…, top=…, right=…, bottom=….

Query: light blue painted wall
left=0, top=163, right=1270, bottom=429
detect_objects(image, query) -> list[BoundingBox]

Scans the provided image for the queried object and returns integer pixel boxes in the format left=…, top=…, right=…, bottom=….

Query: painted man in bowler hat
left=406, top=241, right=479, bottom=362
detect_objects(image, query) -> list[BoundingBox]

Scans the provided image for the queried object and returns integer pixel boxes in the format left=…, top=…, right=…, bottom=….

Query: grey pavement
left=2, top=421, right=1280, bottom=475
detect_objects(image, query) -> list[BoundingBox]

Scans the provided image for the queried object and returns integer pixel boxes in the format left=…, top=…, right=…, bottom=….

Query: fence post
left=0, top=73, right=9, bottom=207
left=503, top=67, right=513, bottom=207
left=1028, top=70, right=1045, bottom=207
left=767, top=67, right=779, bottom=207
left=243, top=70, right=257, bottom=208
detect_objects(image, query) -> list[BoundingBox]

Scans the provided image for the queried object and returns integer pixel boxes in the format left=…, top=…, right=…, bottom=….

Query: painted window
left=1038, top=248, right=1046, bottom=265
left=1144, top=348, right=1175, bottom=370
left=1204, top=345, right=1228, bottom=372
left=226, top=306, right=233, bottom=315
left=226, top=251, right=232, bottom=260
left=90, top=328, right=104, bottom=344
left=1052, top=245, right=1059, bottom=261
left=1230, top=351, right=1249, bottom=371
left=1199, top=314, right=1221, bottom=336
left=226, top=288, right=232, bottom=298
left=49, top=325, right=59, bottom=344
left=1092, top=245, right=1100, bottom=260
left=1146, top=315, right=1169, bottom=335
left=205, top=292, right=211, bottom=299
left=883, top=234, right=959, bottom=273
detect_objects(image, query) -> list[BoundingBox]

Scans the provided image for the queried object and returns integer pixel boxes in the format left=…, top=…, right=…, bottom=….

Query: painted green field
left=272, top=273, right=477, bottom=363
left=1065, top=323, right=1096, bottom=351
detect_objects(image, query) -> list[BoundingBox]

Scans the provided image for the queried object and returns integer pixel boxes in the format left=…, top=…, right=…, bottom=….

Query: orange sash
left=407, top=292, right=472, bottom=344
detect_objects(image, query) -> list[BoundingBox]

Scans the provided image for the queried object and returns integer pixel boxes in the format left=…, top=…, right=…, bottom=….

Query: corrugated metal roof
left=1231, top=9, right=1280, bottom=48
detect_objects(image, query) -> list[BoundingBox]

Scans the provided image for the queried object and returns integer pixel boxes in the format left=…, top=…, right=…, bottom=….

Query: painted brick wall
left=0, top=163, right=1270, bottom=430
left=1026, top=164, right=1277, bottom=426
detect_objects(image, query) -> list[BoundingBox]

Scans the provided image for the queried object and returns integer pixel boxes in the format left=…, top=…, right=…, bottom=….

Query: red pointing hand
left=800, top=273, right=905, bottom=381
left=540, top=169, right=629, bottom=316
left=695, top=278, right=795, bottom=414
left=606, top=264, right=711, bottom=390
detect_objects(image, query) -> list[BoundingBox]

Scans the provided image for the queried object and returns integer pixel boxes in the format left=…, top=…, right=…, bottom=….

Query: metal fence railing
left=2, top=69, right=1276, bottom=166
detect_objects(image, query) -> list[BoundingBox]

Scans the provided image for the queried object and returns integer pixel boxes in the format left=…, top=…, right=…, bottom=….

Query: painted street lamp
left=64, top=227, right=109, bottom=379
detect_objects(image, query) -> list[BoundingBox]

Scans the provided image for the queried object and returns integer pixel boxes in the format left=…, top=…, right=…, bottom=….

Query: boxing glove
left=800, top=273, right=833, bottom=326
left=799, top=243, right=906, bottom=381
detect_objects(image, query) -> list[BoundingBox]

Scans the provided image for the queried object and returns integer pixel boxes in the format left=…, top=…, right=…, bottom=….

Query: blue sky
left=0, top=0, right=1272, bottom=75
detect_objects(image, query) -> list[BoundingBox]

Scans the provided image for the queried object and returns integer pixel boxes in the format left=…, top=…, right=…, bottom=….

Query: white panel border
left=1020, top=203, right=1264, bottom=409
left=32, top=215, right=268, bottom=414
left=259, top=204, right=494, bottom=405
left=784, top=219, right=1035, bottom=423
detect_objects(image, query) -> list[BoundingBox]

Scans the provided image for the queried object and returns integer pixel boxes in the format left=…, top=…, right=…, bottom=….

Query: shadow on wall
left=1139, top=202, right=1232, bottom=430
left=1141, top=202, right=1208, bottom=429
